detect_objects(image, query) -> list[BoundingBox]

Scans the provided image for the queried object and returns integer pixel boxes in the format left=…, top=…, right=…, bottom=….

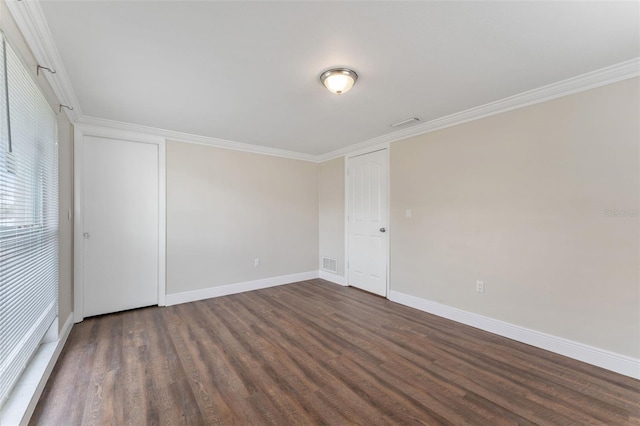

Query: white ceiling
left=40, top=1, right=639, bottom=156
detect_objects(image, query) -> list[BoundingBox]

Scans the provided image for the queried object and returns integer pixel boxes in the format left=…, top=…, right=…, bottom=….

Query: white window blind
left=0, top=32, right=58, bottom=406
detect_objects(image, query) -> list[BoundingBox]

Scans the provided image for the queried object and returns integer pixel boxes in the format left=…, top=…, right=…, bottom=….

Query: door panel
left=348, top=149, right=388, bottom=296
left=83, top=136, right=159, bottom=317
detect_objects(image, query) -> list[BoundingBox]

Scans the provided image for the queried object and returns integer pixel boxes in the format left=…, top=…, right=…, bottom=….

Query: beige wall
left=390, top=78, right=639, bottom=357
left=57, top=115, right=73, bottom=331
left=1, top=1, right=74, bottom=332
left=166, top=141, right=319, bottom=294
left=319, top=157, right=345, bottom=276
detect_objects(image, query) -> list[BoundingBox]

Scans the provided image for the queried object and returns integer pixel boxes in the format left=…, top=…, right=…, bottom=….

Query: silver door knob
left=379, top=227, right=386, bottom=233
left=83, top=232, right=90, bottom=239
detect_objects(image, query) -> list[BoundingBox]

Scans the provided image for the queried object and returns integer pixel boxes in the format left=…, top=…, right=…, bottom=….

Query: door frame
left=73, top=124, right=166, bottom=323
left=344, top=143, right=391, bottom=298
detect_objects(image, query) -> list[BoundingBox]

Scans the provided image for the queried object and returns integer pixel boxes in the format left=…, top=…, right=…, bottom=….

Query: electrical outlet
left=405, top=209, right=412, bottom=218
left=476, top=280, right=485, bottom=293
left=254, top=258, right=260, bottom=267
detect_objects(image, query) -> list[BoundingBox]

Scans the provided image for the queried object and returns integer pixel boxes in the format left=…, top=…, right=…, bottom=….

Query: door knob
left=379, top=227, right=386, bottom=233
left=83, top=232, right=90, bottom=239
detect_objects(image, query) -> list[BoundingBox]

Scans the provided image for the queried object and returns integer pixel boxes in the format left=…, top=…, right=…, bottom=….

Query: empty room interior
left=0, top=0, right=639, bottom=424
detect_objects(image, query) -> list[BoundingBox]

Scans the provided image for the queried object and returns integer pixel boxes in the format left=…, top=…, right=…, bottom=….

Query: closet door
left=81, top=135, right=159, bottom=317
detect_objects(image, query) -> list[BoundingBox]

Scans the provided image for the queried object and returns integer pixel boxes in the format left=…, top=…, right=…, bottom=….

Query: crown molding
left=5, top=0, right=82, bottom=122
left=78, top=116, right=319, bottom=162
left=85, top=56, right=638, bottom=164
left=6, top=0, right=638, bottom=163
left=317, top=57, right=640, bottom=162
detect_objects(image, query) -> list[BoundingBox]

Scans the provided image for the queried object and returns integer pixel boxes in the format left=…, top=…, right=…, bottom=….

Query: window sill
left=0, top=314, right=73, bottom=426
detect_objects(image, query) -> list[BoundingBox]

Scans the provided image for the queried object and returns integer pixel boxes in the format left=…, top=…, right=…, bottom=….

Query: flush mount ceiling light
left=320, top=68, right=358, bottom=95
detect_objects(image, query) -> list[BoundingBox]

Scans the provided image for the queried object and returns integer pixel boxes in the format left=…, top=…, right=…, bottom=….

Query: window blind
left=0, top=32, right=58, bottom=407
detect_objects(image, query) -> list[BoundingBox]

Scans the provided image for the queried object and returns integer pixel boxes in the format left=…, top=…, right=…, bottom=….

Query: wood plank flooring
left=30, top=279, right=640, bottom=425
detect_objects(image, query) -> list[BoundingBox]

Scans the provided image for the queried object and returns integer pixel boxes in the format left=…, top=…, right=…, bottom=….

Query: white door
left=82, top=136, right=159, bottom=317
left=348, top=149, right=388, bottom=296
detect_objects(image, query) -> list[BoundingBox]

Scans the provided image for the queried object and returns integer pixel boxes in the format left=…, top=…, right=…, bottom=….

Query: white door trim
left=73, top=124, right=166, bottom=323
left=344, top=144, right=391, bottom=297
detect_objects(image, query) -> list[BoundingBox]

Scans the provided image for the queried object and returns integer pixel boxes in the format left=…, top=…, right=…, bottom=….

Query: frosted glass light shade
left=320, top=68, right=358, bottom=95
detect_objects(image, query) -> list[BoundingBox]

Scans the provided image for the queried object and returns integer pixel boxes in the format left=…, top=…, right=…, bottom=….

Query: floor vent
left=322, top=257, right=338, bottom=274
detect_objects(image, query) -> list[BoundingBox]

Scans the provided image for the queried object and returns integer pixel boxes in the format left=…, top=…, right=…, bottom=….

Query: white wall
left=390, top=78, right=640, bottom=358
left=166, top=140, right=319, bottom=294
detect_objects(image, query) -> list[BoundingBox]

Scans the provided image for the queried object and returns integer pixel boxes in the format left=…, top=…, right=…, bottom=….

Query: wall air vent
left=322, top=257, right=338, bottom=274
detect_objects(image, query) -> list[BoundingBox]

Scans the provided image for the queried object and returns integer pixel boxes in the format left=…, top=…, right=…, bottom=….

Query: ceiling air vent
left=322, top=257, right=338, bottom=274
left=391, top=117, right=420, bottom=128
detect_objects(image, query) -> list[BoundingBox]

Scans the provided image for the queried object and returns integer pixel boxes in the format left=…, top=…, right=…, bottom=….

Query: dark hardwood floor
left=31, top=279, right=640, bottom=425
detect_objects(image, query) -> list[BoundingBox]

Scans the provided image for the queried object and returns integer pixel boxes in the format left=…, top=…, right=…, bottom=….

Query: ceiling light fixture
left=320, top=68, right=358, bottom=95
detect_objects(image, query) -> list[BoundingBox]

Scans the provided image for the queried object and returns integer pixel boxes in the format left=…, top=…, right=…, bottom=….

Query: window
left=0, top=31, right=58, bottom=407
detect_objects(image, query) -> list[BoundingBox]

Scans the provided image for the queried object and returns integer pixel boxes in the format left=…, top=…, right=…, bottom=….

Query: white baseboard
left=388, top=291, right=640, bottom=380
left=1, top=313, right=74, bottom=426
left=319, top=271, right=347, bottom=286
left=165, top=271, right=320, bottom=306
